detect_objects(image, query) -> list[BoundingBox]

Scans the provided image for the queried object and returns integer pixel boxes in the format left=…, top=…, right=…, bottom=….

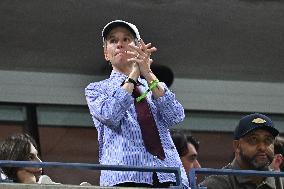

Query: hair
left=171, top=129, right=201, bottom=157
left=187, top=135, right=200, bottom=152
left=0, top=133, right=38, bottom=182
left=171, top=130, right=189, bottom=157
left=274, top=136, right=284, bottom=171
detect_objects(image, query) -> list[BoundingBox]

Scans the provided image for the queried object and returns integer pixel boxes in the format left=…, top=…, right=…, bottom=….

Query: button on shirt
left=85, top=70, right=189, bottom=188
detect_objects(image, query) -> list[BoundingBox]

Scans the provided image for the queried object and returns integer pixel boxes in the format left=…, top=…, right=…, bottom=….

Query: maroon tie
left=133, top=86, right=165, bottom=160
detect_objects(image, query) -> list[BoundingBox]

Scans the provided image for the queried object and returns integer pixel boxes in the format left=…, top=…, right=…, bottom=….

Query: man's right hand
left=129, top=62, right=140, bottom=81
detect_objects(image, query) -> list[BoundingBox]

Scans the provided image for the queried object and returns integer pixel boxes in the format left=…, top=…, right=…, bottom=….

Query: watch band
left=125, top=77, right=137, bottom=86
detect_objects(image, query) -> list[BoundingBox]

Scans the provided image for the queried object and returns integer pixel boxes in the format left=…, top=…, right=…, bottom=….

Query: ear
left=233, top=140, right=240, bottom=152
left=104, top=47, right=109, bottom=61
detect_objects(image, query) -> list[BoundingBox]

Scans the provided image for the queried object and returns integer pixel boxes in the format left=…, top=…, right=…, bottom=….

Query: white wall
left=1, top=70, right=284, bottom=114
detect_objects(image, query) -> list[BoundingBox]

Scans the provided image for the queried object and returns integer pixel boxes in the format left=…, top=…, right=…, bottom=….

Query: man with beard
left=200, top=113, right=283, bottom=189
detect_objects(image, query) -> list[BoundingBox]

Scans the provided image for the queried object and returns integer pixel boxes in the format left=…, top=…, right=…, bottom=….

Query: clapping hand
left=127, top=39, right=157, bottom=77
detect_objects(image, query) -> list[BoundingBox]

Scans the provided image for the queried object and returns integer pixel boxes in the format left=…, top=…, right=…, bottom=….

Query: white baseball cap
left=102, top=20, right=141, bottom=42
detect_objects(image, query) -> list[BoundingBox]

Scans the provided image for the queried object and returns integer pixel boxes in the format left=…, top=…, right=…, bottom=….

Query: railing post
left=170, top=168, right=182, bottom=189
left=189, top=169, right=197, bottom=189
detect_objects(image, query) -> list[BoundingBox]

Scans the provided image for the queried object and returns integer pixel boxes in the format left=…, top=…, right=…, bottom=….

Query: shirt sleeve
left=152, top=84, right=185, bottom=128
left=85, top=82, right=133, bottom=128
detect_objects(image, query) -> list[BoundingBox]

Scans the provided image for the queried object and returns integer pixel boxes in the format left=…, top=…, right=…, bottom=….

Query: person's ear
left=233, top=140, right=240, bottom=153
left=104, top=47, right=109, bottom=61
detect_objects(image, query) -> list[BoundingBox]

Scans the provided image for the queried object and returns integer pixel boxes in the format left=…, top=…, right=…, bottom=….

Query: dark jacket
left=199, top=159, right=284, bottom=189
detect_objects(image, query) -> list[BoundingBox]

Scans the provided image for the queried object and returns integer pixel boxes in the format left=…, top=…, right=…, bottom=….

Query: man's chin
left=253, top=161, right=270, bottom=170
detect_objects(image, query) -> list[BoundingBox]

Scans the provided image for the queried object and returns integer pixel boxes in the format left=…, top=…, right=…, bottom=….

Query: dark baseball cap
left=102, top=20, right=141, bottom=43
left=234, top=113, right=279, bottom=139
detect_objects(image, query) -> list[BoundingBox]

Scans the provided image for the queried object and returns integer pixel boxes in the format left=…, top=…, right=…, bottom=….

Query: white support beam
left=0, top=70, right=103, bottom=105
left=171, top=78, right=284, bottom=113
left=1, top=70, right=284, bottom=114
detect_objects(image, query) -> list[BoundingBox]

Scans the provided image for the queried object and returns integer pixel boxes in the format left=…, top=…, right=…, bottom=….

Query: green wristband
left=149, top=79, right=159, bottom=90
left=136, top=79, right=159, bottom=102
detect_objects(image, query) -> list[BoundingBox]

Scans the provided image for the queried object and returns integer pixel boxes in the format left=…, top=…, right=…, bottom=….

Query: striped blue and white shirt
left=85, top=70, right=189, bottom=188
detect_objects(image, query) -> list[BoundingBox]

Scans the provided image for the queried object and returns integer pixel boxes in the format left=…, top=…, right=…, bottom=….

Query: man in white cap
left=85, top=20, right=189, bottom=188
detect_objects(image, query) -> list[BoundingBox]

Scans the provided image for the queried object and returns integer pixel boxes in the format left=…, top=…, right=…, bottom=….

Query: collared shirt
left=85, top=70, right=189, bottom=188
left=199, top=159, right=284, bottom=189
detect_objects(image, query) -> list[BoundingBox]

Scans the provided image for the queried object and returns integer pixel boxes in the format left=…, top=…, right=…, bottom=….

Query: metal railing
left=0, top=160, right=182, bottom=188
left=189, top=168, right=284, bottom=189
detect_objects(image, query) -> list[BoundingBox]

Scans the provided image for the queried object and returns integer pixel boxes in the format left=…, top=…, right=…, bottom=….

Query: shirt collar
left=110, top=70, right=127, bottom=79
left=109, top=70, right=145, bottom=86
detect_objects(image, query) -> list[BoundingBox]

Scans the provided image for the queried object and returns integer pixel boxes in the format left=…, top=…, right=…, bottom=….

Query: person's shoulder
left=199, top=175, right=231, bottom=189
left=85, top=78, right=111, bottom=90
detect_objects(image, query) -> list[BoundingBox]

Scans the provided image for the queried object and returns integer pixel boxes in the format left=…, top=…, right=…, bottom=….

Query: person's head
left=171, top=130, right=201, bottom=176
left=233, top=113, right=279, bottom=170
left=102, top=20, right=140, bottom=73
left=271, top=136, right=284, bottom=171
left=0, top=133, right=42, bottom=183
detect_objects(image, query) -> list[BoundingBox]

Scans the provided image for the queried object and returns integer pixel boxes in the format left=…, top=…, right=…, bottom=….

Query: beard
left=239, top=149, right=273, bottom=170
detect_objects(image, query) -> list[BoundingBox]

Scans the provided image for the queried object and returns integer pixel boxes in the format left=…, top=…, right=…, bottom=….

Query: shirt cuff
left=152, top=87, right=175, bottom=107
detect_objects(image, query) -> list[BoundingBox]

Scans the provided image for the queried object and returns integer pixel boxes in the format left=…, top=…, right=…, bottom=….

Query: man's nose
left=194, top=160, right=201, bottom=168
left=257, top=141, right=268, bottom=152
left=116, top=40, right=124, bottom=48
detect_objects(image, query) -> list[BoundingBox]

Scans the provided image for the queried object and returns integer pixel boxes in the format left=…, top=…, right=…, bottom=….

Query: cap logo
left=252, top=118, right=266, bottom=124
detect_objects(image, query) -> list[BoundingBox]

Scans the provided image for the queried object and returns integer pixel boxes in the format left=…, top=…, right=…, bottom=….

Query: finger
left=128, top=43, right=143, bottom=53
left=127, top=57, right=143, bottom=63
left=149, top=59, right=154, bottom=65
left=138, top=39, right=151, bottom=56
left=127, top=43, right=139, bottom=51
left=142, top=41, right=156, bottom=50
left=128, top=44, right=147, bottom=57
left=145, top=43, right=152, bottom=48
left=147, top=47, right=157, bottom=54
left=145, top=47, right=157, bottom=57
left=140, top=40, right=153, bottom=56
left=139, top=39, right=147, bottom=51
left=126, top=50, right=138, bottom=57
left=129, top=41, right=155, bottom=56
left=144, top=43, right=157, bottom=56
